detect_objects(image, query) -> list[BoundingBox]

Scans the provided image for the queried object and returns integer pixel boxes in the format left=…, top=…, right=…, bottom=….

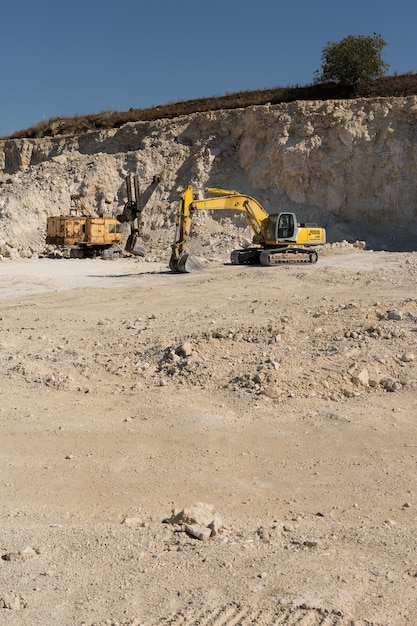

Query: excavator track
left=230, top=247, right=318, bottom=266
left=230, top=248, right=261, bottom=265
left=259, top=247, right=318, bottom=265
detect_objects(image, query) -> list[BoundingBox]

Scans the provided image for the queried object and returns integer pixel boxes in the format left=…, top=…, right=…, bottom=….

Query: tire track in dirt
left=149, top=603, right=379, bottom=625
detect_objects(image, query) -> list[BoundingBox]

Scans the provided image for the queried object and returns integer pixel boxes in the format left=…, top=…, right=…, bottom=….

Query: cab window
left=277, top=214, right=295, bottom=239
left=108, top=223, right=122, bottom=234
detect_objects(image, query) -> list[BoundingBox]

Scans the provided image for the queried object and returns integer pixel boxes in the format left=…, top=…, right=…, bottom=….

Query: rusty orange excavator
left=46, top=174, right=160, bottom=258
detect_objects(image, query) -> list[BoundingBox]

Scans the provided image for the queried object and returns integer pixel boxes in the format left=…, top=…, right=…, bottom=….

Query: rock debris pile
left=1, top=254, right=416, bottom=405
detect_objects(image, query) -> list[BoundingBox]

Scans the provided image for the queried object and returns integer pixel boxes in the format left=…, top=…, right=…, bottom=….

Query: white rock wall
left=0, top=95, right=417, bottom=256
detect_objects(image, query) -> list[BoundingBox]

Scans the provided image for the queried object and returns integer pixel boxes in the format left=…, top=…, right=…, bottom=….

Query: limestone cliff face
left=0, top=95, right=417, bottom=256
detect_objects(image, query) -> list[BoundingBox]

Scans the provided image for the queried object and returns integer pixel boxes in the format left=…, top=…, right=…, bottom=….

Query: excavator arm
left=117, top=174, right=161, bottom=256
left=169, top=185, right=194, bottom=261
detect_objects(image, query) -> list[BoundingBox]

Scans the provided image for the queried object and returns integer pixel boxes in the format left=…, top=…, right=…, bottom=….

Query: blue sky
left=1, top=0, right=415, bottom=137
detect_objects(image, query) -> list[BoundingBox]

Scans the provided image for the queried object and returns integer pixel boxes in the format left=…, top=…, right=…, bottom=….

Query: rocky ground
left=0, top=244, right=416, bottom=626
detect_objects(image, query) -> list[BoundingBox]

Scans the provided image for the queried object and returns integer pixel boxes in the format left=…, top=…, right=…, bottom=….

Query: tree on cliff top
left=314, top=33, right=390, bottom=85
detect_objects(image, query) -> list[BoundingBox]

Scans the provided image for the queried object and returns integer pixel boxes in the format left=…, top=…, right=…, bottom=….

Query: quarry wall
left=0, top=95, right=416, bottom=257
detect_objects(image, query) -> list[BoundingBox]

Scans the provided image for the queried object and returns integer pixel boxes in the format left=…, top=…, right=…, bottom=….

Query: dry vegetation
left=7, top=73, right=417, bottom=140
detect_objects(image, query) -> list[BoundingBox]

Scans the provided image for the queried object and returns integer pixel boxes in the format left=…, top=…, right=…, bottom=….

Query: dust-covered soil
left=0, top=246, right=417, bottom=626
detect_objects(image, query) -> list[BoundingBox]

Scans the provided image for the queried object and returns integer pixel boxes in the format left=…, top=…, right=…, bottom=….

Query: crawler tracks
left=230, top=247, right=319, bottom=266
left=170, top=247, right=319, bottom=272
left=259, top=248, right=318, bottom=265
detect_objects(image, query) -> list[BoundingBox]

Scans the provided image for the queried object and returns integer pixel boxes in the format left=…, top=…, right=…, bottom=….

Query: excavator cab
left=277, top=213, right=296, bottom=239
left=264, top=212, right=298, bottom=245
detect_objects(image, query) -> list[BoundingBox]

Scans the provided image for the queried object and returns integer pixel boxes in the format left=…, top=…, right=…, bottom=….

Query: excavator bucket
left=169, top=252, right=205, bottom=273
left=125, top=232, right=146, bottom=257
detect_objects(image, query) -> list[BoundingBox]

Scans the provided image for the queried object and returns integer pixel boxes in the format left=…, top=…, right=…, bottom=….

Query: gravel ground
left=0, top=247, right=416, bottom=626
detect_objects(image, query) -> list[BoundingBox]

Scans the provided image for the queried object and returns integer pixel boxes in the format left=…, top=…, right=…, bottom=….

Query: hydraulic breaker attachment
left=118, top=174, right=160, bottom=257
left=124, top=174, right=145, bottom=256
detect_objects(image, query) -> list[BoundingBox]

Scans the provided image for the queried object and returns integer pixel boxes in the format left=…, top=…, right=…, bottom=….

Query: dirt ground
left=0, top=247, right=416, bottom=626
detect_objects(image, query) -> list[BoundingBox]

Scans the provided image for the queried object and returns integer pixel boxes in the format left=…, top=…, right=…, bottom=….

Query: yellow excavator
left=169, top=186, right=326, bottom=273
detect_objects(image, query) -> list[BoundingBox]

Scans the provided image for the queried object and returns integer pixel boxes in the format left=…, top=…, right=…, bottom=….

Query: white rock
left=350, top=367, right=369, bottom=387
left=176, top=341, right=193, bottom=357
left=185, top=523, right=212, bottom=541
left=121, top=517, right=143, bottom=527
left=3, top=545, right=37, bottom=561
left=163, top=501, right=223, bottom=537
